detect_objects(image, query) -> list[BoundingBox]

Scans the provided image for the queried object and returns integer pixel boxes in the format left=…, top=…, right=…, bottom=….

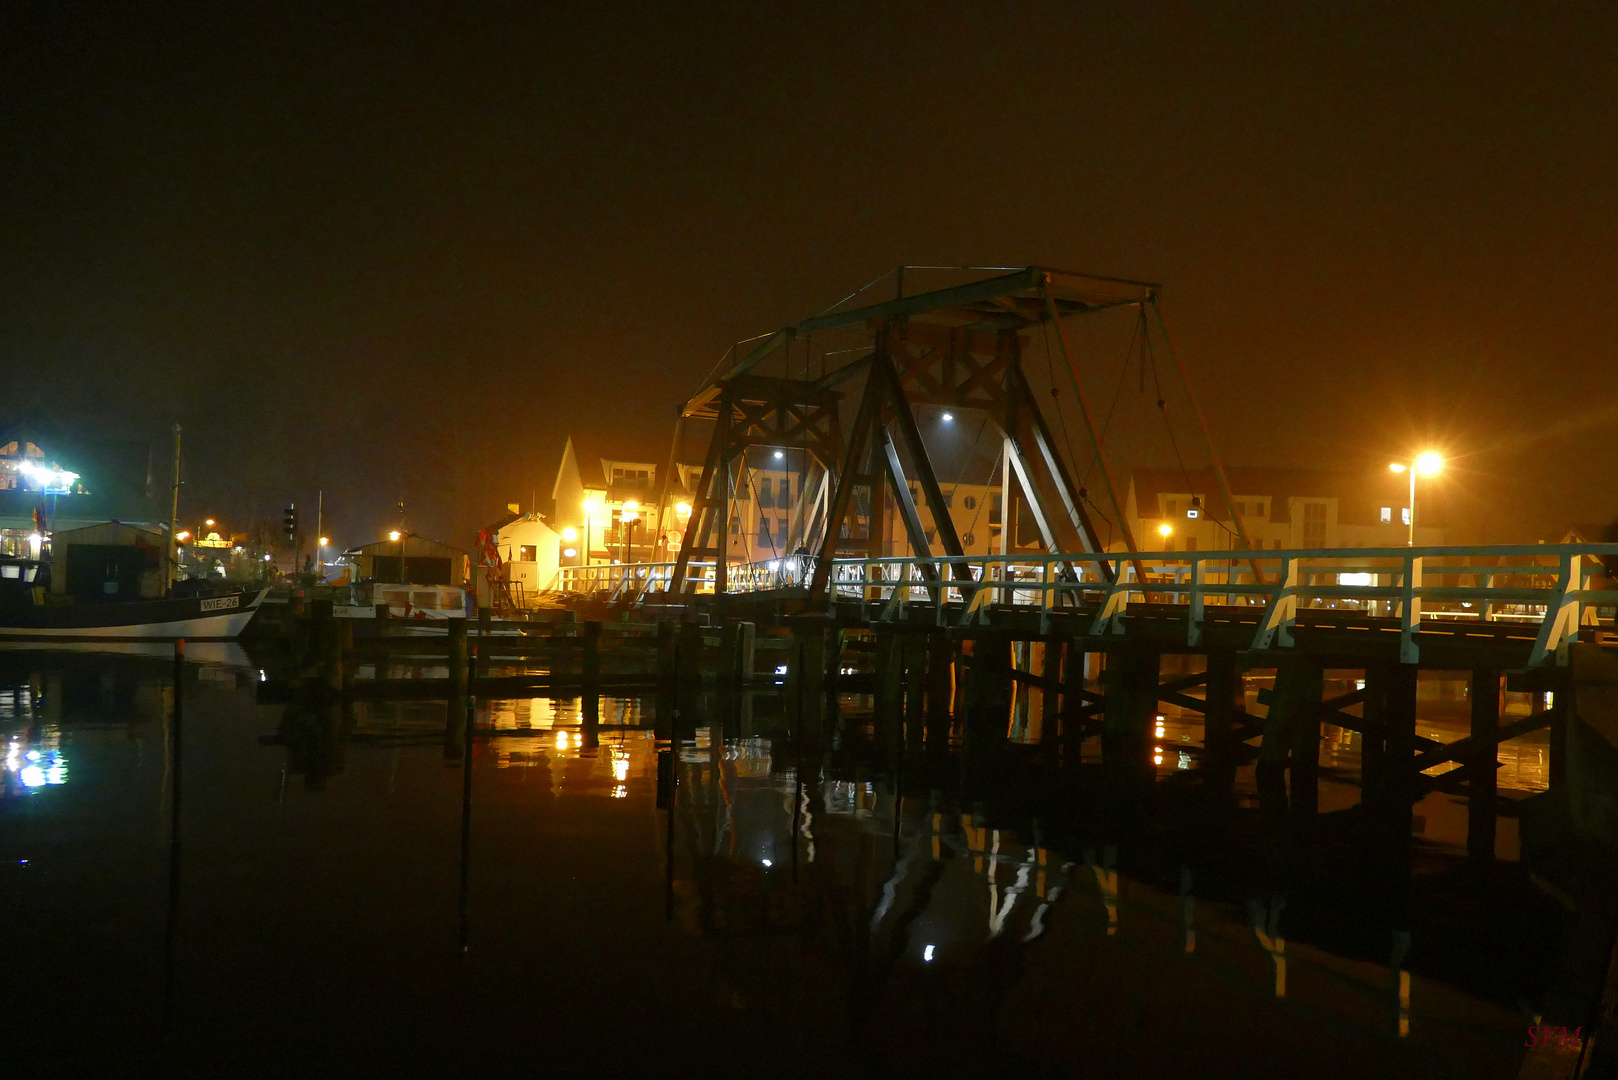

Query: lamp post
left=583, top=499, right=601, bottom=586
left=1388, top=452, right=1442, bottom=547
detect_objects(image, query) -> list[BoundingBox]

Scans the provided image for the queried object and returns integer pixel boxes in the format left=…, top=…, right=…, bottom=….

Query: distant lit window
left=517, top=545, right=536, bottom=562
left=1303, top=501, right=1327, bottom=542
left=1401, top=507, right=1411, bottom=526
left=1379, top=506, right=1392, bottom=524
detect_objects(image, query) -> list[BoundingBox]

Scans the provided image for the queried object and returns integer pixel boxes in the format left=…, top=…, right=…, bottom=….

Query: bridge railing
left=822, top=544, right=1618, bottom=665
left=547, top=544, right=1618, bottom=664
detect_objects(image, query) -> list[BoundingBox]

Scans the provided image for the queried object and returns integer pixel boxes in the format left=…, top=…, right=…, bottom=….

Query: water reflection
left=0, top=649, right=1568, bottom=1075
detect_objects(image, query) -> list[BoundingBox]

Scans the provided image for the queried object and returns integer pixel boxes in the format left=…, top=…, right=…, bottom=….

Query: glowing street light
left=941, top=412, right=954, bottom=422
left=1389, top=453, right=1443, bottom=546
left=388, top=530, right=402, bottom=542
left=561, top=526, right=578, bottom=542
left=675, top=501, right=692, bottom=517
left=1158, top=522, right=1173, bottom=539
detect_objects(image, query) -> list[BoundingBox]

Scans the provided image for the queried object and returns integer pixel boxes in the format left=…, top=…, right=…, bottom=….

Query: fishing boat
left=0, top=555, right=265, bottom=640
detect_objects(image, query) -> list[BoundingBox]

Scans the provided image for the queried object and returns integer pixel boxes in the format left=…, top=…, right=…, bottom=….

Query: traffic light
left=283, top=504, right=298, bottom=545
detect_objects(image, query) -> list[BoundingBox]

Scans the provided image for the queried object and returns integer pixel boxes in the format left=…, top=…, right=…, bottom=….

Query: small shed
left=350, top=535, right=469, bottom=588
left=52, top=521, right=170, bottom=601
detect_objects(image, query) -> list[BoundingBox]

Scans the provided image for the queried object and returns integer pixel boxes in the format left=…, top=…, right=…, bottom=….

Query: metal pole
left=315, top=489, right=323, bottom=579
left=168, top=423, right=182, bottom=589
left=1408, top=468, right=1416, bottom=547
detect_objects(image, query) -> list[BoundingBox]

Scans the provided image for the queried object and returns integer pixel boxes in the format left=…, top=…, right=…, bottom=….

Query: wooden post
left=734, top=621, right=755, bottom=684
left=788, top=626, right=826, bottom=738
left=656, top=620, right=677, bottom=689
left=446, top=616, right=468, bottom=762
left=964, top=632, right=1013, bottom=744
left=318, top=601, right=341, bottom=694
left=448, top=617, right=469, bottom=693
left=1203, top=651, right=1242, bottom=789
left=925, top=632, right=953, bottom=747
left=677, top=621, right=703, bottom=690
left=1468, top=666, right=1500, bottom=866
left=581, top=620, right=602, bottom=684
left=1040, top=638, right=1064, bottom=745
left=1063, top=638, right=1088, bottom=759
left=1103, top=648, right=1159, bottom=747
left=875, top=628, right=904, bottom=738
left=904, top=633, right=927, bottom=751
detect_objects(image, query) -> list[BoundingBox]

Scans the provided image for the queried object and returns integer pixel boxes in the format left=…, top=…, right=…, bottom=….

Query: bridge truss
left=670, top=266, right=1252, bottom=602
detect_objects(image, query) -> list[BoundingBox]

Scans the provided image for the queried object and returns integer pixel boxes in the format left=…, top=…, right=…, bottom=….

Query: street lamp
left=318, top=536, right=329, bottom=577
left=1388, top=453, right=1442, bottom=546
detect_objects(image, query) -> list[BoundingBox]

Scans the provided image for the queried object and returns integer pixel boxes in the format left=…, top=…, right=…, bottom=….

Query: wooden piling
left=925, top=632, right=953, bottom=747
left=875, top=628, right=904, bottom=739
left=903, top=633, right=926, bottom=751
left=964, top=632, right=1012, bottom=740
left=1203, top=651, right=1242, bottom=787
left=1468, top=665, right=1500, bottom=866
left=582, top=620, right=602, bottom=684
left=1039, top=638, right=1063, bottom=745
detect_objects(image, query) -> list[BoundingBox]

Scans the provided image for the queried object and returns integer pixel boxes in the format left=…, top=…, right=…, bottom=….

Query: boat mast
left=168, top=423, right=182, bottom=590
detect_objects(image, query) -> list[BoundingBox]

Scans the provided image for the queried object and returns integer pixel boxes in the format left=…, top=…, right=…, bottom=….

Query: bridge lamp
left=205, top=518, right=215, bottom=528
left=941, top=412, right=954, bottom=422
left=773, top=450, right=784, bottom=460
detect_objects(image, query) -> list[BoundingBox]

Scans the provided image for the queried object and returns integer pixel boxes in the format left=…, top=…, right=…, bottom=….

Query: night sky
left=4, top=2, right=1615, bottom=547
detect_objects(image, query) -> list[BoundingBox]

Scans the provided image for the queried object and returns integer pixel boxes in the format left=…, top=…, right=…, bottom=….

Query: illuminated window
left=517, top=545, right=536, bottom=562
left=1380, top=506, right=1392, bottom=524
left=1401, top=507, right=1411, bottom=525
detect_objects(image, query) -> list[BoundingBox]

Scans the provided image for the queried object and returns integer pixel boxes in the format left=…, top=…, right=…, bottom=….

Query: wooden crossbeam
left=1408, top=707, right=1558, bottom=773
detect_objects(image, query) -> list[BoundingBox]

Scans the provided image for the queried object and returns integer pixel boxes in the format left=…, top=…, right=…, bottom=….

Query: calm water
left=0, top=646, right=1564, bottom=1077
